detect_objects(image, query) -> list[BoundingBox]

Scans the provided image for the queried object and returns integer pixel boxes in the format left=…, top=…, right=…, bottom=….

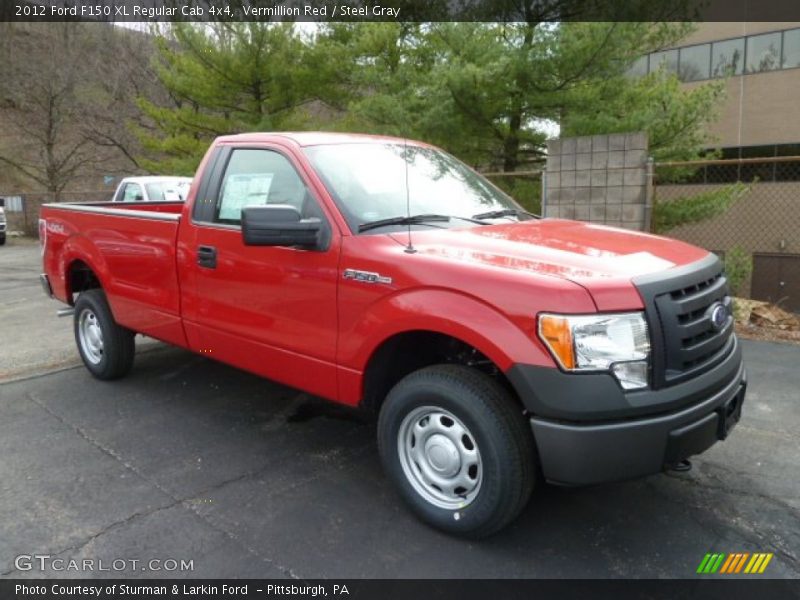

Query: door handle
left=197, top=245, right=217, bottom=269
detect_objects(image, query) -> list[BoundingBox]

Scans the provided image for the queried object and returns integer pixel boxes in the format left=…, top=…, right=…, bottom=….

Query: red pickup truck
left=40, top=132, right=746, bottom=537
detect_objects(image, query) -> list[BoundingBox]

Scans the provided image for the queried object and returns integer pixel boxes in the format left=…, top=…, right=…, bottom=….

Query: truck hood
left=389, top=219, right=710, bottom=310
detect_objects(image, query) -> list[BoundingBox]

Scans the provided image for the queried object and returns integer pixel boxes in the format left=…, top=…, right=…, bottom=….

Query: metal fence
left=653, top=156, right=800, bottom=311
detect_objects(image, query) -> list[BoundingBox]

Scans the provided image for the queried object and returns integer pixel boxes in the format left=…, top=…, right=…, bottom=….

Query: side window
left=215, top=149, right=312, bottom=225
left=712, top=38, right=744, bottom=77
left=746, top=32, right=781, bottom=73
left=122, top=184, right=144, bottom=202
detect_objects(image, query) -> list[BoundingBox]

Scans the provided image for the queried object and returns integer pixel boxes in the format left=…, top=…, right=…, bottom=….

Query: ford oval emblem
left=708, top=302, right=729, bottom=331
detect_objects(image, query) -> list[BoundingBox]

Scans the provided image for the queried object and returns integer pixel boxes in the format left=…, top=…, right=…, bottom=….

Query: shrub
left=652, top=181, right=750, bottom=234
left=723, top=245, right=753, bottom=298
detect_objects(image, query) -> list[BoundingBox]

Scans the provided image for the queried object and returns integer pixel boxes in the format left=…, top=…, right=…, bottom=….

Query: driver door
left=185, top=146, right=341, bottom=400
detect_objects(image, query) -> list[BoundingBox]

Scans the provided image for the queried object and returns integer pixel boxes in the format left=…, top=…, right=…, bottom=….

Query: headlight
left=538, top=312, right=650, bottom=390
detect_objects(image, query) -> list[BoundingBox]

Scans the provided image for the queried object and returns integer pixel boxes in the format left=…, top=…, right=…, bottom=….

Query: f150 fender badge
left=343, top=269, right=393, bottom=285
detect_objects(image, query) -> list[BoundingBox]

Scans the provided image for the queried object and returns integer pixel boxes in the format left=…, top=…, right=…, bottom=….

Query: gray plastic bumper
left=528, top=360, right=745, bottom=485
left=507, top=336, right=746, bottom=486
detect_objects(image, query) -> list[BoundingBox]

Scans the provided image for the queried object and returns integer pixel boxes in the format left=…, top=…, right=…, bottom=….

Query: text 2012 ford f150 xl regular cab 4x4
left=39, top=133, right=746, bottom=537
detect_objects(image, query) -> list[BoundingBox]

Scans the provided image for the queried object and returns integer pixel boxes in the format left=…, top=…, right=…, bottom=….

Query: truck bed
left=40, top=201, right=187, bottom=347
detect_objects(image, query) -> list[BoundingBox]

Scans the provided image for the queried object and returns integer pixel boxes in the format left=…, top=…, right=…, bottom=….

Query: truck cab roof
left=215, top=132, right=431, bottom=148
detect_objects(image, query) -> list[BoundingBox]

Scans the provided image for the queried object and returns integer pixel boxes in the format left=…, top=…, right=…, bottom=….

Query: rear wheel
left=73, top=289, right=135, bottom=380
left=378, top=364, right=536, bottom=538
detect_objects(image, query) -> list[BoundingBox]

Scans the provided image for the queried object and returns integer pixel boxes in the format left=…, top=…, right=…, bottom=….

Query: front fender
left=340, top=287, right=554, bottom=376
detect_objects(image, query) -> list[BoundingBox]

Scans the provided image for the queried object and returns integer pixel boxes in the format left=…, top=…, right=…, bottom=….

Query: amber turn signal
left=538, top=314, right=575, bottom=369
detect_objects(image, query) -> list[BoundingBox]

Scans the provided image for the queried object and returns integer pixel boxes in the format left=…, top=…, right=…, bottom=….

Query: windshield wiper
left=471, top=208, right=538, bottom=221
left=449, top=215, right=490, bottom=225
left=358, top=214, right=450, bottom=233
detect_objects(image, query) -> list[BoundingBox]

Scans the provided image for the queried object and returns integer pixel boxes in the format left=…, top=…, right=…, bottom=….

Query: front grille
left=634, top=254, right=735, bottom=388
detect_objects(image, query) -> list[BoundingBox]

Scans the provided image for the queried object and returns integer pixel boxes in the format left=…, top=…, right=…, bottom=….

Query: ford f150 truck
left=39, top=132, right=746, bottom=537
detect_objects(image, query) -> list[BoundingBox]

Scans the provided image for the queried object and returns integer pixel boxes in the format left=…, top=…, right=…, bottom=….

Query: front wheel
left=378, top=365, right=536, bottom=538
left=73, top=289, right=135, bottom=380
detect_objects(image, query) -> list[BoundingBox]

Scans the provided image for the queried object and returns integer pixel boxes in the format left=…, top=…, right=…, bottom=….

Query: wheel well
left=67, top=260, right=101, bottom=303
left=361, top=331, right=520, bottom=414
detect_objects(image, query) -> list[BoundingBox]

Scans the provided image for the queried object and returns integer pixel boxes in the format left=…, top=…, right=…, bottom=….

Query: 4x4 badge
left=343, top=269, right=393, bottom=285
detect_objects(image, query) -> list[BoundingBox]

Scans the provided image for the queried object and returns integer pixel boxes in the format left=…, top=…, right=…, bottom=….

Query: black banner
left=3, top=580, right=800, bottom=600
left=4, top=0, right=800, bottom=23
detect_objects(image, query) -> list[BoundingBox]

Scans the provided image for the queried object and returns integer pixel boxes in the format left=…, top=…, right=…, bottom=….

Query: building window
left=746, top=32, right=781, bottom=73
left=711, top=38, right=745, bottom=77
left=677, top=144, right=800, bottom=185
left=782, top=29, right=800, bottom=69
left=775, top=143, right=800, bottom=181
left=650, top=49, right=678, bottom=74
left=639, top=27, right=800, bottom=82
left=740, top=145, right=777, bottom=182
left=679, top=43, right=711, bottom=81
left=704, top=148, right=742, bottom=184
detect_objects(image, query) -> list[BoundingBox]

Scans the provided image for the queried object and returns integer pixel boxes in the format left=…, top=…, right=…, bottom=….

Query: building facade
left=632, top=22, right=800, bottom=154
left=639, top=23, right=800, bottom=310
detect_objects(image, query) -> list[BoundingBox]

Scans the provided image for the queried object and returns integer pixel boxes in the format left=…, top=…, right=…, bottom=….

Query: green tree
left=136, top=23, right=319, bottom=175
left=559, top=58, right=725, bottom=164
left=139, top=17, right=727, bottom=180
left=722, top=245, right=753, bottom=297
left=310, top=23, right=444, bottom=140
left=651, top=182, right=750, bottom=234
left=315, top=21, right=724, bottom=172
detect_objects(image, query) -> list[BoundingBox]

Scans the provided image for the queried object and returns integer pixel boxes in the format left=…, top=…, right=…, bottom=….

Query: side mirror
left=241, top=205, right=324, bottom=250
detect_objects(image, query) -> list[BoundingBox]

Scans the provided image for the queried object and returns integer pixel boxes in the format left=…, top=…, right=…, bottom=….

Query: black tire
left=0, top=235, right=6, bottom=246
left=73, top=289, right=135, bottom=380
left=378, top=364, right=536, bottom=538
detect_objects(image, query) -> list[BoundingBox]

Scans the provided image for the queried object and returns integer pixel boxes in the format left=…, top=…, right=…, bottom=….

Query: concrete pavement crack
left=16, top=392, right=303, bottom=579
left=646, top=473, right=800, bottom=570
left=176, top=433, right=374, bottom=580
left=0, top=499, right=182, bottom=577
left=669, top=468, right=800, bottom=566
left=664, top=467, right=800, bottom=521
left=25, top=391, right=177, bottom=499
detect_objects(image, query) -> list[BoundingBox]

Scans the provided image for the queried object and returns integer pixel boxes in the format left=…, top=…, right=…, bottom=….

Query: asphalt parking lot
left=0, top=240, right=158, bottom=382
left=1, top=239, right=799, bottom=579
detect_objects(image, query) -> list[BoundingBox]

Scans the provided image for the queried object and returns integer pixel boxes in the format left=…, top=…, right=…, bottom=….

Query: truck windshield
left=303, top=143, right=526, bottom=234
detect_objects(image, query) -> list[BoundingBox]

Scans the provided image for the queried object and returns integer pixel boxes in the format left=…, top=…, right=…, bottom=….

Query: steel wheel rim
left=78, top=308, right=104, bottom=365
left=397, top=405, right=482, bottom=510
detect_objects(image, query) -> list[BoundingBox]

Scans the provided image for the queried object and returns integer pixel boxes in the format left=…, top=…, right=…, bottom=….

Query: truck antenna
left=403, top=136, right=417, bottom=254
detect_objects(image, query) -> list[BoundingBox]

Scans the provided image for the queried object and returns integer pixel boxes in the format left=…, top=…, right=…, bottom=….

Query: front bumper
left=508, top=336, right=746, bottom=485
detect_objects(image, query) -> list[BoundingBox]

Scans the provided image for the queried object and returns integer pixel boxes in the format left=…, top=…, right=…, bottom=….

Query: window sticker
left=219, top=173, right=274, bottom=220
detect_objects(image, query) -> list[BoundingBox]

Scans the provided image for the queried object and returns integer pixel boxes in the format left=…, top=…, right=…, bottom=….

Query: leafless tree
left=0, top=23, right=160, bottom=199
